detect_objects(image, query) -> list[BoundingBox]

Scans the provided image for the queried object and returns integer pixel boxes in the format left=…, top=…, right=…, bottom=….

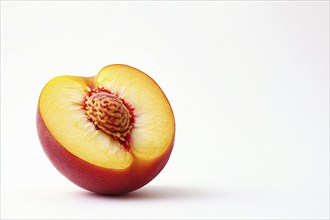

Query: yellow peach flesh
left=38, top=65, right=175, bottom=170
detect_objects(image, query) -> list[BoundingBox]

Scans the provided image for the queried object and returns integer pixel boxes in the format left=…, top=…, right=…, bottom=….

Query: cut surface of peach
left=39, top=64, right=175, bottom=169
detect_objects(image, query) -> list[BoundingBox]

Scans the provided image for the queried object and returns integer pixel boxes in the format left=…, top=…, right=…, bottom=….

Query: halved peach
left=37, top=64, right=175, bottom=195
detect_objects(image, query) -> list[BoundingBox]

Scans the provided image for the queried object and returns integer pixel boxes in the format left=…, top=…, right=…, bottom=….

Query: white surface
left=1, top=1, right=329, bottom=219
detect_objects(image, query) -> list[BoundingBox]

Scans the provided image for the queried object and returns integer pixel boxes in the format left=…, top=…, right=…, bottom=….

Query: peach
left=37, top=64, right=175, bottom=195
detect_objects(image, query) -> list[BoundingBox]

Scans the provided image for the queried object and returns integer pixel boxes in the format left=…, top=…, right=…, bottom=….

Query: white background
left=1, top=1, right=329, bottom=219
